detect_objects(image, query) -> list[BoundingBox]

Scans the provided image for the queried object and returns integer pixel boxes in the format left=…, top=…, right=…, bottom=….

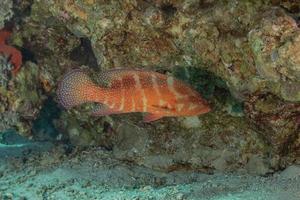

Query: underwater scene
left=0, top=0, right=299, bottom=199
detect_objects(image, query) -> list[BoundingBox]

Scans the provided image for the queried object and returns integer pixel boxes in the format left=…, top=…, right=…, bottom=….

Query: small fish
left=0, top=28, right=22, bottom=75
left=57, top=69, right=211, bottom=122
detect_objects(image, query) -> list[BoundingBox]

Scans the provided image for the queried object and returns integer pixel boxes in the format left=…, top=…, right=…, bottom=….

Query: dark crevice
left=20, top=47, right=37, bottom=64
left=12, top=0, right=34, bottom=26
left=173, top=66, right=244, bottom=115
left=70, top=37, right=98, bottom=69
left=160, top=3, right=177, bottom=19
left=32, top=96, right=61, bottom=141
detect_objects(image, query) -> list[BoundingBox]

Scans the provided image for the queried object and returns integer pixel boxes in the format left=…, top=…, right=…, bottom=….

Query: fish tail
left=57, top=69, right=101, bottom=109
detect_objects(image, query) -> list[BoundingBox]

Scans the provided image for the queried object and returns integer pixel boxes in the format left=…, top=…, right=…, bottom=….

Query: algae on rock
left=0, top=0, right=13, bottom=29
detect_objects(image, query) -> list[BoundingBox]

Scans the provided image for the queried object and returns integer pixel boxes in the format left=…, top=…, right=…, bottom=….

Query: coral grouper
left=57, top=69, right=211, bottom=122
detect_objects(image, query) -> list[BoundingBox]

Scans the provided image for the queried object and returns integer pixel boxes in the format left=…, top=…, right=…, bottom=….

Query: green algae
left=14, top=62, right=41, bottom=105
left=250, top=38, right=264, bottom=55
left=0, top=0, right=13, bottom=29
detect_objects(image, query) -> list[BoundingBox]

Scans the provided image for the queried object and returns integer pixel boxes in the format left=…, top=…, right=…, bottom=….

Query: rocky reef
left=0, top=0, right=299, bottom=175
left=0, top=0, right=13, bottom=29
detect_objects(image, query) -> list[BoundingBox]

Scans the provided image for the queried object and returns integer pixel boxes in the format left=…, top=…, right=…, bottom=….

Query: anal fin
left=143, top=113, right=163, bottom=123
left=91, top=104, right=121, bottom=116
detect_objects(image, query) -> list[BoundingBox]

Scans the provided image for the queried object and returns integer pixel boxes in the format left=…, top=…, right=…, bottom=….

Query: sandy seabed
left=0, top=142, right=299, bottom=200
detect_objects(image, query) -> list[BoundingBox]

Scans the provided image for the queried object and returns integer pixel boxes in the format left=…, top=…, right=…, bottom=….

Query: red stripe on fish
left=57, top=69, right=211, bottom=122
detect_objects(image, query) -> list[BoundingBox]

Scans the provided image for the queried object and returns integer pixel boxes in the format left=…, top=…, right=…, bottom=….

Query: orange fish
left=57, top=69, right=211, bottom=122
left=0, top=28, right=22, bottom=75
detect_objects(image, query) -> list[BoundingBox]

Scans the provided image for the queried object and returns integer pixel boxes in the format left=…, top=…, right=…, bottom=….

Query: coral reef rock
left=0, top=0, right=299, bottom=175
left=0, top=0, right=13, bottom=29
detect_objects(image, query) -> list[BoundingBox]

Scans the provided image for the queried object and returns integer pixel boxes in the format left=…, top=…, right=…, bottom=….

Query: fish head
left=185, top=95, right=211, bottom=116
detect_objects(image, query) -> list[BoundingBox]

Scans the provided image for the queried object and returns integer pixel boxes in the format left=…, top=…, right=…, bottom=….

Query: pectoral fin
left=143, top=113, right=164, bottom=123
left=91, top=104, right=121, bottom=116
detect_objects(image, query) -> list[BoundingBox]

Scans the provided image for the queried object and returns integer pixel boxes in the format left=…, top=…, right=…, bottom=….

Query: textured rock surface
left=0, top=144, right=300, bottom=199
left=248, top=8, right=300, bottom=101
left=0, top=0, right=13, bottom=29
left=0, top=0, right=299, bottom=175
left=37, top=0, right=300, bottom=102
left=0, top=55, right=13, bottom=88
left=245, top=94, right=300, bottom=155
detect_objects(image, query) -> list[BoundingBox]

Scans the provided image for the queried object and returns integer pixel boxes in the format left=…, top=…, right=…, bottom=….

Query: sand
left=0, top=142, right=299, bottom=200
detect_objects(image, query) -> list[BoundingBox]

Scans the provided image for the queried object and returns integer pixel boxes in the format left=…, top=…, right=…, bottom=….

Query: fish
left=0, top=28, right=22, bottom=75
left=57, top=68, right=211, bottom=122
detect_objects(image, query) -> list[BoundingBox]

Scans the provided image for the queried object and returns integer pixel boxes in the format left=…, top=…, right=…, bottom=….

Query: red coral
left=0, top=28, right=22, bottom=75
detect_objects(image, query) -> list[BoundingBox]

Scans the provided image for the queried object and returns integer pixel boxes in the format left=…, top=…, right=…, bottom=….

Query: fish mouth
left=200, top=99, right=211, bottom=114
left=201, top=106, right=211, bottom=114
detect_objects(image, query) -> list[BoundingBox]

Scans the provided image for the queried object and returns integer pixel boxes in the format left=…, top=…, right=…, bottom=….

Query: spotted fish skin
left=57, top=69, right=211, bottom=122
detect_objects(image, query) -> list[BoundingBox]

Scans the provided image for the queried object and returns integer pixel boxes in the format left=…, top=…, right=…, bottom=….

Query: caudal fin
left=57, top=69, right=99, bottom=109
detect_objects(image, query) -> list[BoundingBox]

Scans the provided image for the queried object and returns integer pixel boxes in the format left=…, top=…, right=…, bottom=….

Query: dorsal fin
left=95, top=68, right=167, bottom=88
left=94, top=69, right=132, bottom=88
